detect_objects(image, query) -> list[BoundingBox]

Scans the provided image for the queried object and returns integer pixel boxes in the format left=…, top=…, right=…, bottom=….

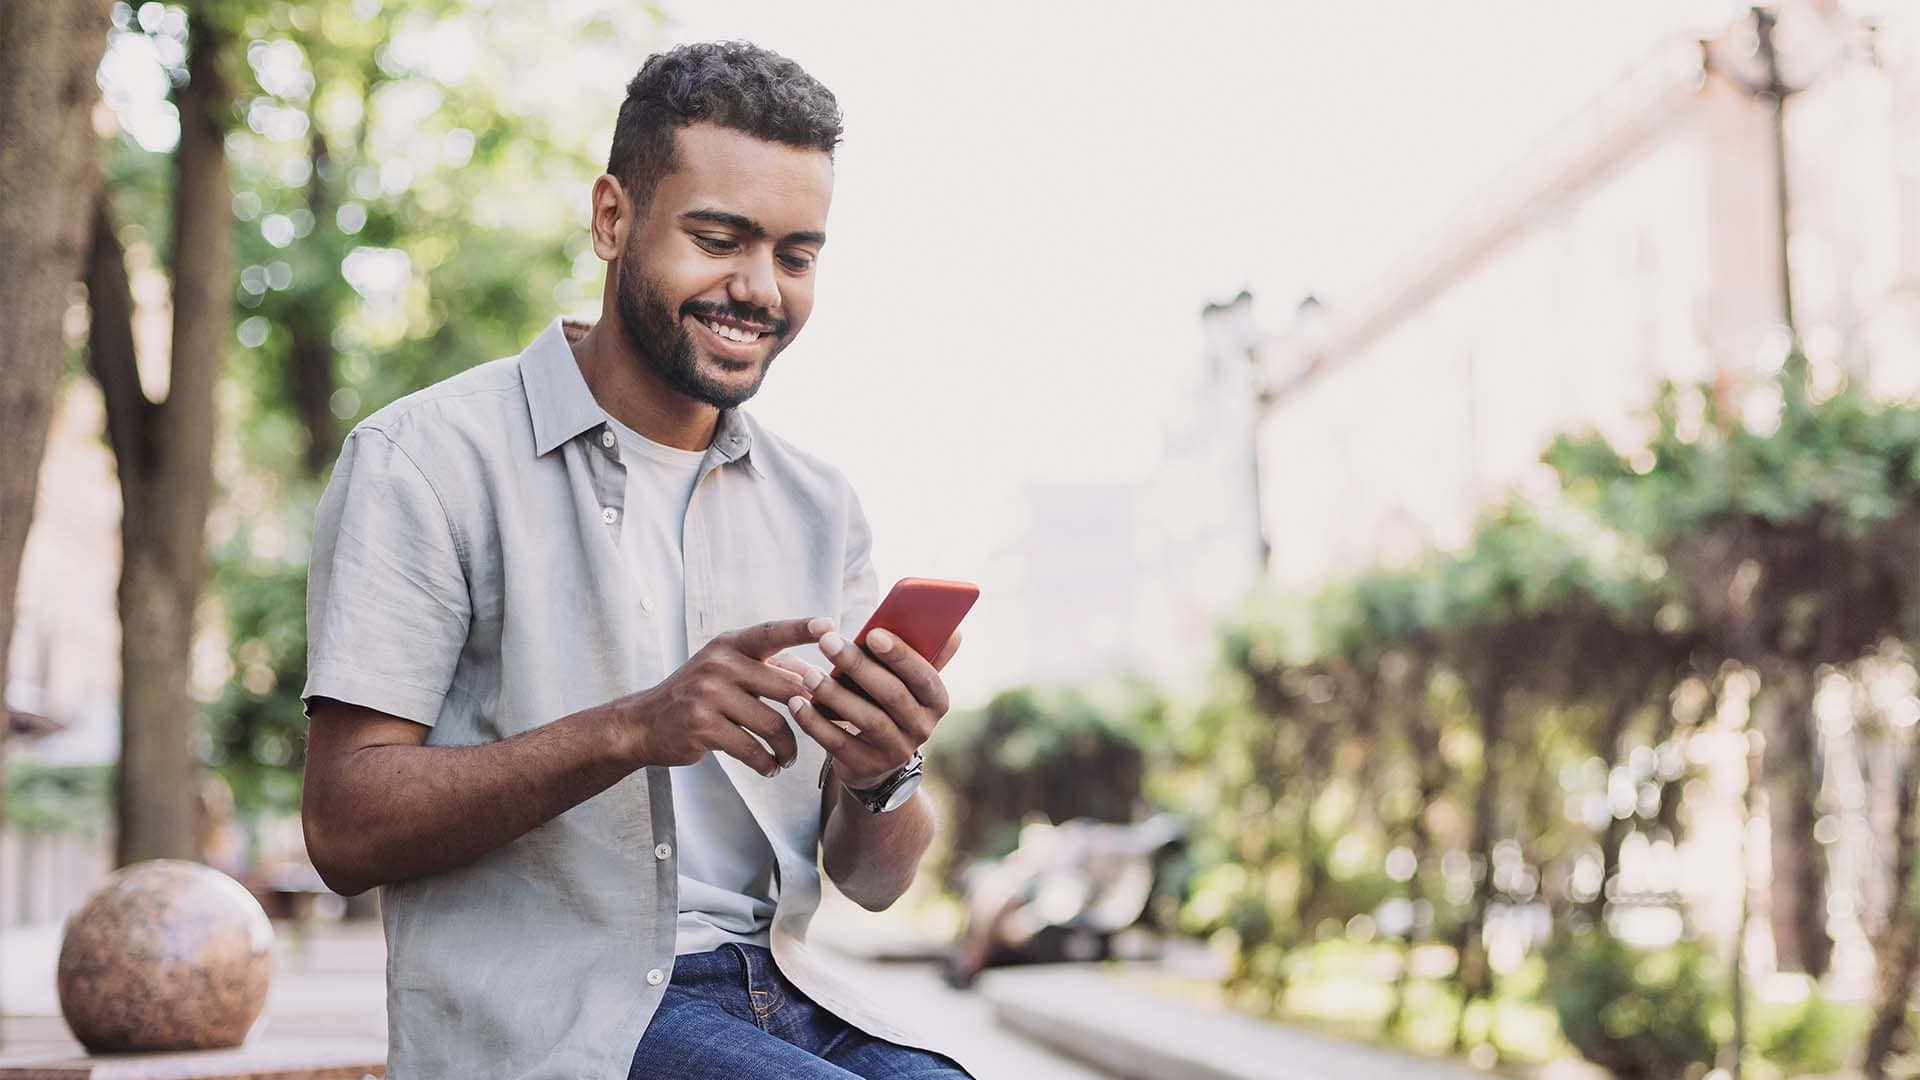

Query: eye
left=692, top=235, right=738, bottom=255
left=778, top=252, right=815, bottom=273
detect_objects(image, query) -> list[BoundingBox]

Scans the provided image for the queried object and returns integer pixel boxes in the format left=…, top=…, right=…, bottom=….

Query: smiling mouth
left=705, top=318, right=762, bottom=344
left=691, top=314, right=777, bottom=346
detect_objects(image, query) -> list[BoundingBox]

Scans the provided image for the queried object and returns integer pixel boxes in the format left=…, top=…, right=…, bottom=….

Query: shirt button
left=646, top=968, right=666, bottom=987
left=600, top=430, right=616, bottom=449
left=601, top=506, right=618, bottom=525
left=654, top=842, right=672, bottom=860
left=641, top=596, right=656, bottom=613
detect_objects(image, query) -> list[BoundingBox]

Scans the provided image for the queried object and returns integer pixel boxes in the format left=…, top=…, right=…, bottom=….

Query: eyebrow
left=681, top=208, right=826, bottom=248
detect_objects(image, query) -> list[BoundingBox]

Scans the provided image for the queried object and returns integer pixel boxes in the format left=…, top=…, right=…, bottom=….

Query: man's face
left=615, top=123, right=834, bottom=409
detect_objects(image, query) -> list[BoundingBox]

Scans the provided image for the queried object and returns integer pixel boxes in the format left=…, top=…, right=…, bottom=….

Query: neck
left=565, top=316, right=719, bottom=452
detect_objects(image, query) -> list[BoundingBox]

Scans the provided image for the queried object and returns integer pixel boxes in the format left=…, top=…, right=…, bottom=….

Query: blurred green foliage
left=1162, top=351, right=1920, bottom=1073
left=1273, top=941, right=1565, bottom=1063
left=5, top=762, right=113, bottom=834
left=202, top=531, right=312, bottom=814
left=926, top=683, right=1157, bottom=888
left=1749, top=983, right=1865, bottom=1078
left=1544, top=931, right=1722, bottom=1080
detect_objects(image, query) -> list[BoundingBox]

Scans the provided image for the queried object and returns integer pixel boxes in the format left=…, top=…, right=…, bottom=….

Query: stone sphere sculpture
left=56, top=859, right=275, bottom=1053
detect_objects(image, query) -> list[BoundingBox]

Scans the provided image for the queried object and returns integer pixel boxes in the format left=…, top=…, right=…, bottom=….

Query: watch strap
left=842, top=750, right=924, bottom=814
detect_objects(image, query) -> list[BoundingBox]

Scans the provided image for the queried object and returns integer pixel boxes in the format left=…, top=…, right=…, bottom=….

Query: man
left=300, top=42, right=971, bottom=1080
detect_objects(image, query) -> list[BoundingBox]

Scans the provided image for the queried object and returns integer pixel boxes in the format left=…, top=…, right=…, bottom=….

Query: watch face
left=880, top=771, right=923, bottom=813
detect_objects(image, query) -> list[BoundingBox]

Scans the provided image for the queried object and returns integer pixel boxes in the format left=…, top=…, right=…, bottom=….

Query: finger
left=767, top=659, right=855, bottom=731
left=765, top=655, right=821, bottom=696
left=931, top=630, right=964, bottom=672
left=787, top=695, right=891, bottom=777
left=731, top=655, right=811, bottom=703
left=863, top=628, right=950, bottom=717
left=710, top=721, right=783, bottom=778
left=723, top=690, right=800, bottom=768
left=808, top=663, right=899, bottom=742
left=730, top=616, right=836, bottom=660
left=766, top=659, right=843, bottom=724
left=818, top=630, right=919, bottom=721
left=806, top=689, right=864, bottom=737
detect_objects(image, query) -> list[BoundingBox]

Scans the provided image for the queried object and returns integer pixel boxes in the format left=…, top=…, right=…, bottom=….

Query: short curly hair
left=607, top=41, right=843, bottom=214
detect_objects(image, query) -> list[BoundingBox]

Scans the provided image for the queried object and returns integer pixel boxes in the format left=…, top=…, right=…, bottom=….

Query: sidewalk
left=810, top=900, right=1522, bottom=1080
left=976, top=964, right=1495, bottom=1080
left=5, top=908, right=1558, bottom=1080
left=1, top=911, right=1106, bottom=1079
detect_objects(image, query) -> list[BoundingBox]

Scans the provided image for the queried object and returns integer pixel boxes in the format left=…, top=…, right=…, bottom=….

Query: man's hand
left=778, top=626, right=963, bottom=789
left=617, top=617, right=828, bottom=778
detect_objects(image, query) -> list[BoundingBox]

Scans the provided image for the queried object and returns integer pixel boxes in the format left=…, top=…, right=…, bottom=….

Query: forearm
left=821, top=785, right=936, bottom=911
left=303, top=705, right=636, bottom=895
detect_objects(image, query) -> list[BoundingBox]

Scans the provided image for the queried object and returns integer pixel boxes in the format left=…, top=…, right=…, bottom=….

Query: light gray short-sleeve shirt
left=304, top=318, right=950, bottom=1079
left=603, top=415, right=779, bottom=954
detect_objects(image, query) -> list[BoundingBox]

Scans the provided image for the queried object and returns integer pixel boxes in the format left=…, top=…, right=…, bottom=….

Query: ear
left=589, top=174, right=630, bottom=262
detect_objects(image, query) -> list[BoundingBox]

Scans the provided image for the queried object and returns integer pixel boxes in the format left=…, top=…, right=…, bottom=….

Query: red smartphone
left=853, top=577, right=979, bottom=660
left=826, top=578, right=979, bottom=708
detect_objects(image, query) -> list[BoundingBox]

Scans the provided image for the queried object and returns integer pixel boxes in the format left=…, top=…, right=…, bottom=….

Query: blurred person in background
left=297, top=41, right=969, bottom=1080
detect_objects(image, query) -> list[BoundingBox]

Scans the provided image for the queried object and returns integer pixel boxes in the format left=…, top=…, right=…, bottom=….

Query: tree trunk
left=113, top=541, right=201, bottom=864
left=287, top=125, right=338, bottom=474
left=1296, top=775, right=1324, bottom=928
left=87, top=5, right=233, bottom=866
left=1386, top=654, right=1444, bottom=1038
left=1863, top=733, right=1920, bottom=1078
left=0, top=3, right=109, bottom=1047
left=0, top=0, right=111, bottom=808
left=1758, top=665, right=1832, bottom=977
left=1293, top=707, right=1335, bottom=931
left=1454, top=670, right=1508, bottom=1052
left=1587, top=696, right=1637, bottom=923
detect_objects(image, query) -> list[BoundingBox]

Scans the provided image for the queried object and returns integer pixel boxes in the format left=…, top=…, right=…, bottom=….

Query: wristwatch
left=842, top=750, right=924, bottom=814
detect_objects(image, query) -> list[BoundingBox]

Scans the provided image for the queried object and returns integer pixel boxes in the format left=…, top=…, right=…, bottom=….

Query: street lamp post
left=1201, top=291, right=1271, bottom=571
left=1706, top=2, right=1882, bottom=342
left=1200, top=291, right=1328, bottom=578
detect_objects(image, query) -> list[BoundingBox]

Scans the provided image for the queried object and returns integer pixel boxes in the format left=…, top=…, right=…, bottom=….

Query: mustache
left=682, top=299, right=788, bottom=337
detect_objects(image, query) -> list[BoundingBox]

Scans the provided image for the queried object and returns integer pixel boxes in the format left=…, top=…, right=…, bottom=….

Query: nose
left=727, top=248, right=780, bottom=317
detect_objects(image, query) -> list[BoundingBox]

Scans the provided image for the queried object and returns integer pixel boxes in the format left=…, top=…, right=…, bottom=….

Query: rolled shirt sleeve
left=303, top=427, right=471, bottom=726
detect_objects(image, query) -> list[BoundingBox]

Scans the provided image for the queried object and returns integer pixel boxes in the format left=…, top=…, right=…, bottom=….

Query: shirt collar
left=708, top=407, right=760, bottom=475
left=520, top=316, right=760, bottom=475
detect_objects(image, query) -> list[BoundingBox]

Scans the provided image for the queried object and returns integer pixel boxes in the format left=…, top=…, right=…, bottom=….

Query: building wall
left=1256, top=28, right=1920, bottom=590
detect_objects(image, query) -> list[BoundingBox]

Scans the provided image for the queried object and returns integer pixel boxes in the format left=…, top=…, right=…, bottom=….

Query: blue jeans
left=629, top=944, right=972, bottom=1079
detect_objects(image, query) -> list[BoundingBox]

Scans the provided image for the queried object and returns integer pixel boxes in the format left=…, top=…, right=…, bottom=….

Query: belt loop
left=724, top=942, right=754, bottom=987
left=727, top=943, right=779, bottom=1029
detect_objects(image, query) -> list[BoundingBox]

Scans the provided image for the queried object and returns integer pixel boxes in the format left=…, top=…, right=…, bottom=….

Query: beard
left=614, top=252, right=787, bottom=410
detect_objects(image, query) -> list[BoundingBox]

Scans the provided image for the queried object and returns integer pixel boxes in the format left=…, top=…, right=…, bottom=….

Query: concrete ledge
left=0, top=1038, right=384, bottom=1080
left=978, top=965, right=1489, bottom=1080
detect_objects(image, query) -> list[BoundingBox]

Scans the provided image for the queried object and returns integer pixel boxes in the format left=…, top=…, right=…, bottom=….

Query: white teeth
left=703, top=319, right=760, bottom=344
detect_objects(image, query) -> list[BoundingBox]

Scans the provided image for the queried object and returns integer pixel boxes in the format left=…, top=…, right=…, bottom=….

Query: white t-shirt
left=608, top=415, right=778, bottom=955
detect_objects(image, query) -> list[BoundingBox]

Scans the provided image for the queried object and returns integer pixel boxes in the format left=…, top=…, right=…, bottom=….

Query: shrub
left=1752, top=982, right=1863, bottom=1076
left=925, top=684, right=1150, bottom=887
left=5, top=761, right=112, bottom=834
left=1544, top=930, right=1720, bottom=1079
